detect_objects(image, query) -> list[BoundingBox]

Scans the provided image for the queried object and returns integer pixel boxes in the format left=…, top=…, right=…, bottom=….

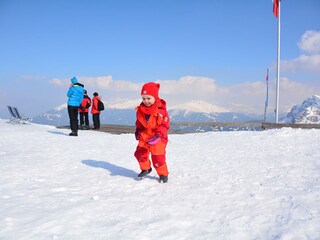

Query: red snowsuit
left=78, top=95, right=91, bottom=113
left=91, top=96, right=101, bottom=130
left=134, top=99, right=170, bottom=176
left=91, top=96, right=101, bottom=114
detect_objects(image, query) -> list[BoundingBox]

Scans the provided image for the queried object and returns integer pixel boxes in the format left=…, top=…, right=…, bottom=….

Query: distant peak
left=282, top=95, right=320, bottom=124
left=54, top=103, right=67, bottom=111
left=169, top=100, right=229, bottom=114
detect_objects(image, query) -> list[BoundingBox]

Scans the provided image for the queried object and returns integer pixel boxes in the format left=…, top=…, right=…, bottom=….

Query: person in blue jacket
left=67, top=77, right=84, bottom=136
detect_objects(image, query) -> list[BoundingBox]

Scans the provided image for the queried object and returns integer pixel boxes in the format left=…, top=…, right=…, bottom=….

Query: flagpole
left=264, top=68, right=269, bottom=123
left=275, top=0, right=281, bottom=123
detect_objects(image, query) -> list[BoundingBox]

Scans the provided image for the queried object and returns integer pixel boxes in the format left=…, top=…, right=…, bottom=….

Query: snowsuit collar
left=138, top=99, right=167, bottom=115
left=73, top=82, right=84, bottom=87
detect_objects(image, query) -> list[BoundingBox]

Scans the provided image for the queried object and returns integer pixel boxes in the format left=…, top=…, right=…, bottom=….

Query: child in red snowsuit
left=91, top=92, right=101, bottom=130
left=78, top=89, right=91, bottom=130
left=134, top=82, right=170, bottom=183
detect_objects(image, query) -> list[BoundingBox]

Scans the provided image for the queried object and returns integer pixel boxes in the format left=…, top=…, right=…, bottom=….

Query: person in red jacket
left=91, top=92, right=101, bottom=130
left=134, top=82, right=170, bottom=183
left=78, top=90, right=91, bottom=130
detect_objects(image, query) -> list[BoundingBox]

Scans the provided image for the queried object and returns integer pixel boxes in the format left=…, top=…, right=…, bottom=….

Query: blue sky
left=0, top=0, right=319, bottom=118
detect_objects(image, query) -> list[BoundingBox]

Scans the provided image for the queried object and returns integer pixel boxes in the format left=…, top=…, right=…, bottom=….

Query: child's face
left=142, top=94, right=156, bottom=107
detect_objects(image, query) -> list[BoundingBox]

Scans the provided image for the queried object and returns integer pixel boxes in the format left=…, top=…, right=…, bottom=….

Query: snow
left=0, top=119, right=319, bottom=240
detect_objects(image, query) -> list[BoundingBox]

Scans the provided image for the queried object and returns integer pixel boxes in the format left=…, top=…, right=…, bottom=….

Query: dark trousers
left=68, top=105, right=79, bottom=132
left=79, top=112, right=89, bottom=126
left=92, top=113, right=100, bottom=129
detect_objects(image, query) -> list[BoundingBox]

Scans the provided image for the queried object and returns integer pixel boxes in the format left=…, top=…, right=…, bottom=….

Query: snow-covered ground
left=0, top=119, right=319, bottom=240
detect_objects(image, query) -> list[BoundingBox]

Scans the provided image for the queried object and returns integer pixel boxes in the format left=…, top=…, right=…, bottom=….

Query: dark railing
left=171, top=122, right=320, bottom=130
left=261, top=122, right=320, bottom=129
left=58, top=122, right=320, bottom=135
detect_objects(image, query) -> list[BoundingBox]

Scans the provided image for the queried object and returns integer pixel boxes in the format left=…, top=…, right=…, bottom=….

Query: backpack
left=97, top=99, right=104, bottom=111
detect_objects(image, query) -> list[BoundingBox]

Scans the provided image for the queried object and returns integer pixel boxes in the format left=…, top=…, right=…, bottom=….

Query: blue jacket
left=67, top=77, right=84, bottom=107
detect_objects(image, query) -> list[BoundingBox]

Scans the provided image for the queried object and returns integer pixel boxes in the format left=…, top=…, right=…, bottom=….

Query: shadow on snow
left=81, top=159, right=158, bottom=181
left=47, top=130, right=68, bottom=136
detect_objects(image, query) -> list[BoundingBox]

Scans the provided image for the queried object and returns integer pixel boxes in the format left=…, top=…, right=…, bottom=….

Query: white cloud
left=80, top=76, right=113, bottom=89
left=229, top=82, right=266, bottom=96
left=90, top=76, right=222, bottom=112
left=80, top=76, right=140, bottom=92
left=49, top=75, right=319, bottom=115
left=276, top=77, right=318, bottom=112
left=281, top=30, right=320, bottom=73
left=217, top=81, right=267, bottom=114
left=106, top=98, right=141, bottom=109
left=281, top=54, right=320, bottom=73
left=298, top=30, right=320, bottom=54
left=160, top=76, right=217, bottom=95
left=158, top=76, right=218, bottom=107
left=49, top=78, right=67, bottom=87
left=169, top=100, right=229, bottom=113
left=104, top=76, right=267, bottom=114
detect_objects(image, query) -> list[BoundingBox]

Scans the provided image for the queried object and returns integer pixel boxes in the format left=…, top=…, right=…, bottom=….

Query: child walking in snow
left=134, top=82, right=170, bottom=183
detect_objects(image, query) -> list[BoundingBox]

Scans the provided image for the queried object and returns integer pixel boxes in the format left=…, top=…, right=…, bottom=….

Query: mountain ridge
left=32, top=95, right=320, bottom=127
left=282, top=95, right=320, bottom=124
left=32, top=102, right=264, bottom=126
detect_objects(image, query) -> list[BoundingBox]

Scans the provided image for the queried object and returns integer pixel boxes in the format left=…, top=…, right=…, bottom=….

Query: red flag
left=273, top=0, right=279, bottom=17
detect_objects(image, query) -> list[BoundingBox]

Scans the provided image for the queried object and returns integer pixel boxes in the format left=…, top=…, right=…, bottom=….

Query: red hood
left=158, top=99, right=167, bottom=111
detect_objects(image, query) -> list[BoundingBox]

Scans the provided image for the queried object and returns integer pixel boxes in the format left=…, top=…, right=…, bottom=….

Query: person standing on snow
left=67, top=77, right=84, bottom=136
left=78, top=89, right=91, bottom=130
left=91, top=92, right=101, bottom=130
left=134, top=82, right=170, bottom=183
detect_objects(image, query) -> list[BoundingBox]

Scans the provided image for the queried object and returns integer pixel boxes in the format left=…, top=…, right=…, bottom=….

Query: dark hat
left=84, top=89, right=87, bottom=94
left=93, top=92, right=98, bottom=96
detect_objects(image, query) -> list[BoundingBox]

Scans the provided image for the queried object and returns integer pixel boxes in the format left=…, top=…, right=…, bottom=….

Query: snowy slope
left=282, top=95, right=320, bottom=124
left=0, top=119, right=319, bottom=239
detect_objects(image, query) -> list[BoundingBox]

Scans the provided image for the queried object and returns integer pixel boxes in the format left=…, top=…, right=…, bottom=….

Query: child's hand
left=147, top=134, right=160, bottom=145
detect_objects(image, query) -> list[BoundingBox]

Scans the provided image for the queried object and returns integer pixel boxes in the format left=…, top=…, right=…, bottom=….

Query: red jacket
left=91, top=96, right=101, bottom=114
left=135, top=99, right=170, bottom=144
left=78, top=95, right=91, bottom=113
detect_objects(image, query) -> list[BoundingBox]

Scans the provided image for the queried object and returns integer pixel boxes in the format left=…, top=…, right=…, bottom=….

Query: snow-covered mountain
left=32, top=103, right=137, bottom=126
left=32, top=101, right=262, bottom=126
left=169, top=100, right=229, bottom=114
left=32, top=103, right=69, bottom=126
left=282, top=95, right=320, bottom=124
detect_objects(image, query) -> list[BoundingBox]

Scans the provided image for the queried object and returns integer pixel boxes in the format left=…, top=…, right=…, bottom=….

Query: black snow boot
left=138, top=168, right=152, bottom=179
left=69, top=131, right=78, bottom=136
left=159, top=175, right=168, bottom=183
